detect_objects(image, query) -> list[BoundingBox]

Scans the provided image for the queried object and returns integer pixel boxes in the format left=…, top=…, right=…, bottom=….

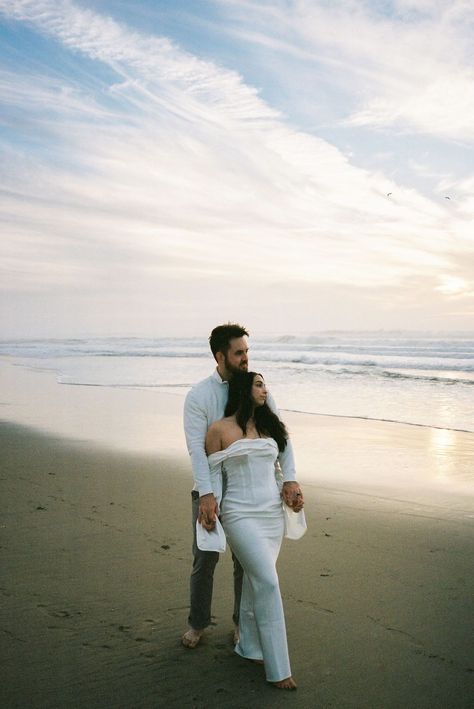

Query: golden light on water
left=430, top=428, right=456, bottom=483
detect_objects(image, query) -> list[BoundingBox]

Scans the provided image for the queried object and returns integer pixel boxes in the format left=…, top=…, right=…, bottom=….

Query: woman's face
left=251, top=374, right=267, bottom=407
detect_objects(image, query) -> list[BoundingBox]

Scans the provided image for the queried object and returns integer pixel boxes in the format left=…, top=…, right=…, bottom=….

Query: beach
left=1, top=361, right=474, bottom=708
left=3, top=0, right=474, bottom=704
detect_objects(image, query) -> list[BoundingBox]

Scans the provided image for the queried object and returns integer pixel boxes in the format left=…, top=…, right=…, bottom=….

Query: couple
left=182, top=323, right=305, bottom=690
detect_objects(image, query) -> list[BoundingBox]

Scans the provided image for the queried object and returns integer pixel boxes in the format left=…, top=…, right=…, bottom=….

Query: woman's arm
left=205, top=422, right=223, bottom=455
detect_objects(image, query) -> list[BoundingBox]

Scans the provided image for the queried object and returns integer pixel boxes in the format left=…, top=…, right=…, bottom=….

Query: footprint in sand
left=37, top=605, right=81, bottom=619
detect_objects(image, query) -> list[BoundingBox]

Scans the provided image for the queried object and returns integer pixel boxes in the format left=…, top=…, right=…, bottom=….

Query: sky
left=1, top=0, right=473, bottom=337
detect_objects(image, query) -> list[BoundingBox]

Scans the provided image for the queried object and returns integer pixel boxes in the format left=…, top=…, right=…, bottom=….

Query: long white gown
left=208, top=437, right=291, bottom=682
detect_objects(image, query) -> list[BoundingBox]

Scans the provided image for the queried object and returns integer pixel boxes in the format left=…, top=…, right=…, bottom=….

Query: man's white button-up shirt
left=183, top=369, right=297, bottom=496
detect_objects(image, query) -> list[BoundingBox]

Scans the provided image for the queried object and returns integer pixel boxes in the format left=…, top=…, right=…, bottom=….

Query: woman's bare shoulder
left=208, top=416, right=235, bottom=432
left=206, top=417, right=237, bottom=454
left=206, top=420, right=223, bottom=455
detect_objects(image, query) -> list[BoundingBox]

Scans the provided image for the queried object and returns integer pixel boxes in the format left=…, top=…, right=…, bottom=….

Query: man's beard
left=224, top=357, right=248, bottom=377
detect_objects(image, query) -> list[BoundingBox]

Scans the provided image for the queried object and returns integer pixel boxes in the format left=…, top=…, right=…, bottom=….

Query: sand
left=1, top=359, right=474, bottom=707
left=1, top=417, right=473, bottom=709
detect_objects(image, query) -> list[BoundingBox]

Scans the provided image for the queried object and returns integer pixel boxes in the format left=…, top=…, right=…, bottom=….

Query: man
left=182, top=323, right=303, bottom=648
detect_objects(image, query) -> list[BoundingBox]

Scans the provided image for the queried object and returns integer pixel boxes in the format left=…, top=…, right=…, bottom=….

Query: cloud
left=215, top=0, right=474, bottom=143
left=0, top=0, right=473, bottom=334
left=0, top=0, right=279, bottom=125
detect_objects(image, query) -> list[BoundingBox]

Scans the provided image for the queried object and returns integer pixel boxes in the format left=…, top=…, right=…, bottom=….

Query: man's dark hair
left=225, top=371, right=288, bottom=452
left=209, top=323, right=249, bottom=359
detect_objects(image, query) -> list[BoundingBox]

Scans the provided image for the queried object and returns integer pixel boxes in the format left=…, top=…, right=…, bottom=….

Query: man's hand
left=282, top=481, right=304, bottom=512
left=198, top=493, right=219, bottom=530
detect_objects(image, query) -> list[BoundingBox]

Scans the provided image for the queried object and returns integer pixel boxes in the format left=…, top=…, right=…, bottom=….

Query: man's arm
left=266, top=391, right=296, bottom=482
left=183, top=390, right=213, bottom=495
left=183, top=390, right=218, bottom=529
left=278, top=438, right=304, bottom=510
left=266, top=391, right=304, bottom=511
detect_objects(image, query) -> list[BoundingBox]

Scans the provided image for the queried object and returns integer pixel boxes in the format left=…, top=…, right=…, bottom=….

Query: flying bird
left=444, top=196, right=451, bottom=200
left=386, top=192, right=392, bottom=197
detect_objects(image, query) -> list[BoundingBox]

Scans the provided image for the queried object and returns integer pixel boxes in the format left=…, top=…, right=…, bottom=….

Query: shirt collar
left=212, top=368, right=228, bottom=385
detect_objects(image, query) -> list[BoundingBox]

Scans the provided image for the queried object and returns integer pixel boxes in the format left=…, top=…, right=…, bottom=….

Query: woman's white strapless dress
left=208, top=438, right=291, bottom=682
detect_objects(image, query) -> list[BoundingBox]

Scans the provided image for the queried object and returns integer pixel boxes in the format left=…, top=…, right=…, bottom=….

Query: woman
left=205, top=371, right=304, bottom=690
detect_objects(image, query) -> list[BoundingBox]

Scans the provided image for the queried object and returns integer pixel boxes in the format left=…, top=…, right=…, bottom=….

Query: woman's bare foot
left=273, top=676, right=297, bottom=690
left=181, top=627, right=203, bottom=648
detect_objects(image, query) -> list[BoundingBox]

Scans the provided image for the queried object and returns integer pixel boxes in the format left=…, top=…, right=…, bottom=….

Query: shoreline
left=3, top=353, right=474, bottom=436
left=281, top=406, right=474, bottom=435
left=2, top=358, right=474, bottom=512
left=1, top=421, right=473, bottom=708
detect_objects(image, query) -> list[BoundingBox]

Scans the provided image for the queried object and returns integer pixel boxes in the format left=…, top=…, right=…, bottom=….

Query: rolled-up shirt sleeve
left=266, top=391, right=297, bottom=482
left=183, top=390, right=214, bottom=496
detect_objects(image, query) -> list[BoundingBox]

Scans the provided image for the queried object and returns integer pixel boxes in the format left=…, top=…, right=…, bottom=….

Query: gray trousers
left=189, top=490, right=243, bottom=630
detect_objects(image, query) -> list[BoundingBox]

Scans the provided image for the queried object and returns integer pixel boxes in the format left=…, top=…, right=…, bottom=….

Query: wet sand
left=1, top=419, right=473, bottom=708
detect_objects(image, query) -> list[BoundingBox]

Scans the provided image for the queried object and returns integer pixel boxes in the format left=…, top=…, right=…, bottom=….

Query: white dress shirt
left=183, top=369, right=297, bottom=496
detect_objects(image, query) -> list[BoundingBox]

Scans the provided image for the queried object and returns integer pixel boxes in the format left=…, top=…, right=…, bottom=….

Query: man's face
left=223, top=336, right=249, bottom=376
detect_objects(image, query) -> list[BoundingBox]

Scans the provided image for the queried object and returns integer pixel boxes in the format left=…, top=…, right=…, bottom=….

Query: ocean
left=1, top=332, right=473, bottom=433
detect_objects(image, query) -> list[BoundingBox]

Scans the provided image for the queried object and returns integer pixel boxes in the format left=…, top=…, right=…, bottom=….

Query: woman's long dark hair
left=224, top=371, right=288, bottom=451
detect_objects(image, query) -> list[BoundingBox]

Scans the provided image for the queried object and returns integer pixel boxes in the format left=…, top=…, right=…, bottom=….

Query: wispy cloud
left=215, top=0, right=474, bottom=143
left=0, top=0, right=473, bottom=333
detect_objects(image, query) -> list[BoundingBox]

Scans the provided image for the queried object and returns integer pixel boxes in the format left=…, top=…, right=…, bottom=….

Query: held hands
left=199, top=485, right=303, bottom=529
left=282, top=481, right=304, bottom=512
left=198, top=493, right=219, bottom=531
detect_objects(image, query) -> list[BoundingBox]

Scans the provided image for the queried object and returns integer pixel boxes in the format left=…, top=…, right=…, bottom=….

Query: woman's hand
left=282, top=481, right=304, bottom=512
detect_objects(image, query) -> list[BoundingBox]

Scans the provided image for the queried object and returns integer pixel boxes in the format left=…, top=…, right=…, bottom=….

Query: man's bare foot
left=232, top=625, right=240, bottom=645
left=273, top=676, right=297, bottom=690
left=181, top=627, right=203, bottom=648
